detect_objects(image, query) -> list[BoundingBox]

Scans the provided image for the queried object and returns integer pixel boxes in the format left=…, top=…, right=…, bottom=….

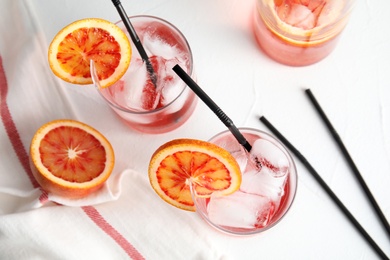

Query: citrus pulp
left=148, top=139, right=242, bottom=211
left=48, top=18, right=131, bottom=88
left=30, top=119, right=115, bottom=199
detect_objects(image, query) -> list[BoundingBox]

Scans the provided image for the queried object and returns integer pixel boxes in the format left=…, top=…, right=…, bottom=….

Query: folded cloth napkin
left=0, top=169, right=127, bottom=213
left=0, top=168, right=224, bottom=259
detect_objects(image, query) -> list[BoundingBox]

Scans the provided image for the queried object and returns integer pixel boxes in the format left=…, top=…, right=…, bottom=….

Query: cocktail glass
left=91, top=15, right=197, bottom=134
left=253, top=0, right=356, bottom=66
left=192, top=128, right=297, bottom=235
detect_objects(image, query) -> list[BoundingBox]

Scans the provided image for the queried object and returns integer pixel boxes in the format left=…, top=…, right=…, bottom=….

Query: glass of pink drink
left=192, top=128, right=297, bottom=235
left=253, top=0, right=355, bottom=66
left=92, top=15, right=197, bottom=134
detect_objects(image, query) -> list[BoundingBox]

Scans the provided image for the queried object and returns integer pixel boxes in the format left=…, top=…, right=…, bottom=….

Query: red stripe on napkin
left=83, top=206, right=145, bottom=260
left=0, top=55, right=144, bottom=259
left=0, top=57, right=39, bottom=188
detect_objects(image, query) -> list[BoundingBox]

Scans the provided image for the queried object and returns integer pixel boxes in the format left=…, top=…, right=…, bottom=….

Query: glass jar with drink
left=192, top=128, right=298, bottom=235
left=92, top=15, right=198, bottom=134
left=253, top=0, right=356, bottom=66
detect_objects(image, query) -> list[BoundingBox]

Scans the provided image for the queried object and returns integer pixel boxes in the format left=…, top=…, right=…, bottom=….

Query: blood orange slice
left=148, top=139, right=242, bottom=211
left=30, top=119, right=115, bottom=199
left=48, top=18, right=131, bottom=88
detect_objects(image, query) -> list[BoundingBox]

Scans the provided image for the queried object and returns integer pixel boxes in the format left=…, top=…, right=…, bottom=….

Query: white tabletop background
left=1, top=0, right=389, bottom=259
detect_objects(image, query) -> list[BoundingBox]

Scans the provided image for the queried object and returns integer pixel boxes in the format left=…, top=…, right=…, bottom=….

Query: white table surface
left=1, top=0, right=389, bottom=259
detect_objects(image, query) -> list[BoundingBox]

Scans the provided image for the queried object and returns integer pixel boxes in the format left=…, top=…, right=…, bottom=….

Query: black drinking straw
left=172, top=64, right=252, bottom=153
left=305, top=88, right=390, bottom=241
left=111, top=0, right=157, bottom=87
left=259, top=116, right=389, bottom=260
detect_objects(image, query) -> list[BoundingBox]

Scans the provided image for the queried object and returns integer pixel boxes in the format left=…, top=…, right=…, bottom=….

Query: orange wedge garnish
left=48, top=18, right=131, bottom=88
left=148, top=139, right=242, bottom=211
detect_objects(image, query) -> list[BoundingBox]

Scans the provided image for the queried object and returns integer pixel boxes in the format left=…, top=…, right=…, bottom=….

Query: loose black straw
left=259, top=116, right=388, bottom=260
left=172, top=64, right=252, bottom=153
left=111, top=0, right=157, bottom=87
left=305, top=88, right=390, bottom=241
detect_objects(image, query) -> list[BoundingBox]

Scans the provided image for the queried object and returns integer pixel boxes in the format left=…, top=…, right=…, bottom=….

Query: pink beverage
left=192, top=128, right=297, bottom=235
left=96, top=15, right=197, bottom=134
left=253, top=0, right=355, bottom=66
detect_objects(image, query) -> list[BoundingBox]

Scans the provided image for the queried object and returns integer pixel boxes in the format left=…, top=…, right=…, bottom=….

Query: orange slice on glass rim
left=30, top=119, right=115, bottom=199
left=48, top=18, right=131, bottom=88
left=148, top=139, right=242, bottom=211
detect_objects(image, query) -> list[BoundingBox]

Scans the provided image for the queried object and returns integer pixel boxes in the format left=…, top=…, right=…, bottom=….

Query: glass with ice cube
left=192, top=128, right=297, bottom=235
left=253, top=0, right=355, bottom=66
left=94, top=15, right=197, bottom=134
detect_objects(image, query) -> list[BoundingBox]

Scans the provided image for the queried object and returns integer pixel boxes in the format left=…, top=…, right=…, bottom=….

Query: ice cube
left=119, top=58, right=150, bottom=111
left=143, top=33, right=180, bottom=61
left=240, top=167, right=287, bottom=202
left=212, top=134, right=248, bottom=173
left=127, top=22, right=192, bottom=110
left=160, top=58, right=183, bottom=107
left=207, top=191, right=276, bottom=229
left=251, top=139, right=289, bottom=177
left=159, top=51, right=190, bottom=107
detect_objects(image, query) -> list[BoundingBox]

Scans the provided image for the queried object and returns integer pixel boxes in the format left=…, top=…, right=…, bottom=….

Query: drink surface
left=254, top=0, right=352, bottom=66
left=266, top=0, right=345, bottom=41
left=194, top=129, right=297, bottom=234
